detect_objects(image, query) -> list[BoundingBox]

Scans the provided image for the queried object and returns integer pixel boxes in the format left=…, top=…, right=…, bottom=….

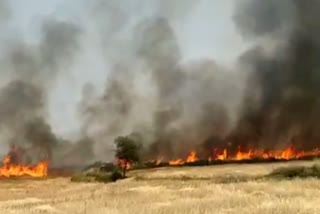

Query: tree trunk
left=122, top=161, right=127, bottom=178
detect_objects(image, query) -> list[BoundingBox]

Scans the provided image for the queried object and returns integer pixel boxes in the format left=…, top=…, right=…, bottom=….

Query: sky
left=3, top=0, right=247, bottom=138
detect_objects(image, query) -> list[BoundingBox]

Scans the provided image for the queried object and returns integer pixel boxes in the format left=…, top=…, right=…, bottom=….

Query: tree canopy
left=114, top=135, right=141, bottom=177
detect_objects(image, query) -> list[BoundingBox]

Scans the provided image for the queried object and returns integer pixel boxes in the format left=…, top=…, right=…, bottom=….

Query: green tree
left=114, top=136, right=141, bottom=177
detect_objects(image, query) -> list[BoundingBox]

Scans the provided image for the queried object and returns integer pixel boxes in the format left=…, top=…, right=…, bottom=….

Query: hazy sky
left=3, top=0, right=247, bottom=138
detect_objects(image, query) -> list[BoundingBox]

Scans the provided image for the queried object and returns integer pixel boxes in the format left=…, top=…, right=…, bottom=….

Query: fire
left=211, top=145, right=320, bottom=161
left=169, top=151, right=199, bottom=165
left=0, top=155, right=48, bottom=178
left=169, top=159, right=185, bottom=166
left=233, top=147, right=253, bottom=161
left=168, top=145, right=320, bottom=165
left=216, top=149, right=227, bottom=160
left=155, top=157, right=164, bottom=166
left=117, top=159, right=132, bottom=169
left=186, top=151, right=199, bottom=163
left=279, top=145, right=295, bottom=160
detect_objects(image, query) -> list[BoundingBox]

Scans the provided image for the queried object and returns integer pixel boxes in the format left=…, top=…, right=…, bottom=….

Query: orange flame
left=186, top=151, right=199, bottom=163
left=117, top=159, right=132, bottom=169
left=216, top=149, right=227, bottom=160
left=0, top=156, right=48, bottom=178
left=169, top=151, right=199, bottom=166
left=233, top=147, right=253, bottom=161
left=168, top=145, right=320, bottom=165
left=169, top=159, right=185, bottom=166
left=279, top=145, right=295, bottom=160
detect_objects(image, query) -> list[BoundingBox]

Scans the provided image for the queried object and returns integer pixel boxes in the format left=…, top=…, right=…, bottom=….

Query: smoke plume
left=0, top=11, right=81, bottom=164
left=81, top=11, right=244, bottom=160
left=230, top=0, right=320, bottom=151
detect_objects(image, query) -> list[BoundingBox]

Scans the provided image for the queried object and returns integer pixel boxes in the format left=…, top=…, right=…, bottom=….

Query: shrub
left=268, top=163, right=320, bottom=179
left=110, top=170, right=123, bottom=182
left=71, top=169, right=124, bottom=183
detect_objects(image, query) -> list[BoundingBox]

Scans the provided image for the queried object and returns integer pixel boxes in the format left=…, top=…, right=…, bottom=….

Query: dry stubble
left=0, top=161, right=319, bottom=214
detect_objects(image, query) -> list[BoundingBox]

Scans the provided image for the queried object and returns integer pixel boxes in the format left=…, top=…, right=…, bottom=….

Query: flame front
left=212, top=145, right=320, bottom=161
left=0, top=156, right=48, bottom=178
left=216, top=149, right=227, bottom=160
left=169, top=145, right=320, bottom=165
left=169, top=151, right=199, bottom=166
left=186, top=151, right=199, bottom=163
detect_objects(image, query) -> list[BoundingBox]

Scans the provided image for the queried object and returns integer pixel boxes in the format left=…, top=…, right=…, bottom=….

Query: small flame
left=279, top=145, right=295, bottom=160
left=169, top=159, right=185, bottom=165
left=0, top=156, right=48, bottom=178
left=186, top=151, right=199, bottom=163
left=216, top=149, right=227, bottom=160
left=117, top=159, right=132, bottom=169
left=155, top=157, right=164, bottom=166
left=233, top=147, right=253, bottom=161
left=169, top=151, right=199, bottom=166
left=3, top=156, right=10, bottom=165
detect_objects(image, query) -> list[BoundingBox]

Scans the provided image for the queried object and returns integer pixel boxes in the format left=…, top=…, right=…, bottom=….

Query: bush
left=95, top=170, right=123, bottom=183
left=110, top=170, right=123, bottom=182
left=71, top=169, right=124, bottom=183
left=268, top=163, right=320, bottom=179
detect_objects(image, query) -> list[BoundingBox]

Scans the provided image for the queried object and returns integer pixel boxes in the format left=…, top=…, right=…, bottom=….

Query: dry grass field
left=0, top=161, right=320, bottom=214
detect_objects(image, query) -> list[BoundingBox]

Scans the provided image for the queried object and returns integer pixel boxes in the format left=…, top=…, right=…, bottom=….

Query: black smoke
left=230, top=0, right=320, bottom=150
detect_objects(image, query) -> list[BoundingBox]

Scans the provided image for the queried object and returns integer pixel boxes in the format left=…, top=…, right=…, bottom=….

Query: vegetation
left=94, top=173, right=113, bottom=183
left=71, top=134, right=141, bottom=183
left=268, top=163, right=320, bottom=179
left=110, top=170, right=123, bottom=182
left=71, top=168, right=123, bottom=183
left=70, top=173, right=95, bottom=183
left=3, top=161, right=320, bottom=214
left=114, top=135, right=142, bottom=177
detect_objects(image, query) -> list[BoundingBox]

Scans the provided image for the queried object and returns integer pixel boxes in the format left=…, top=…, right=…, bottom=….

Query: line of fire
left=2, top=143, right=318, bottom=178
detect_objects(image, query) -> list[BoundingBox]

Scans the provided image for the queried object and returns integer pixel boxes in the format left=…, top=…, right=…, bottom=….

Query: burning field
left=0, top=155, right=47, bottom=178
left=167, top=146, right=320, bottom=166
left=1, top=0, right=320, bottom=213
left=1, top=0, right=320, bottom=175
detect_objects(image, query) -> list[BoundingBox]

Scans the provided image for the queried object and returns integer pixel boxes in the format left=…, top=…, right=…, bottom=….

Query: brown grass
left=0, top=161, right=319, bottom=214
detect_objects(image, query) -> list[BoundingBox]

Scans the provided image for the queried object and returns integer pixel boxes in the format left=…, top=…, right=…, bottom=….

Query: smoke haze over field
left=1, top=0, right=318, bottom=164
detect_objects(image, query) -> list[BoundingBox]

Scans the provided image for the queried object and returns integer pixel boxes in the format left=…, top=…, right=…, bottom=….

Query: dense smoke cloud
left=230, top=0, right=320, bottom=150
left=81, top=10, right=244, bottom=160
left=233, top=0, right=294, bottom=39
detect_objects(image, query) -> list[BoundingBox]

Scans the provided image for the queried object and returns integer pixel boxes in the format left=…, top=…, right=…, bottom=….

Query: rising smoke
left=81, top=6, right=244, bottom=160
left=230, top=0, right=320, bottom=151
left=0, top=11, right=81, bottom=164
left=1, top=0, right=318, bottom=165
